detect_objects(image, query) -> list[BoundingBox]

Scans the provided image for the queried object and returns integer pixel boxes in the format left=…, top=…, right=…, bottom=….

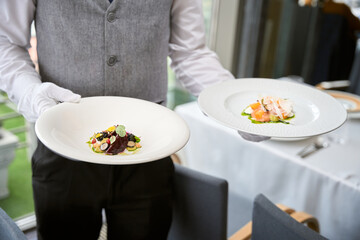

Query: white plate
left=198, top=78, right=347, bottom=139
left=35, top=96, right=190, bottom=165
left=325, top=90, right=360, bottom=118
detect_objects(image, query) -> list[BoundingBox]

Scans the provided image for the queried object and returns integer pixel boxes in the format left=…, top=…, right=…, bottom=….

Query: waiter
left=0, top=0, right=234, bottom=239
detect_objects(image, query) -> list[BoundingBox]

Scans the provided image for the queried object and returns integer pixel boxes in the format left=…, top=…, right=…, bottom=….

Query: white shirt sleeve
left=0, top=0, right=41, bottom=105
left=1, top=0, right=233, bottom=105
left=169, top=0, right=235, bottom=96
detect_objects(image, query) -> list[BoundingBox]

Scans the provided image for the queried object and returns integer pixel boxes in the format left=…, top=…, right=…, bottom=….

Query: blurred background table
left=175, top=101, right=360, bottom=240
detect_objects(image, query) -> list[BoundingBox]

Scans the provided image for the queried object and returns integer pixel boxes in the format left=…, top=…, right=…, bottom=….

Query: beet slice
left=106, top=135, right=128, bottom=155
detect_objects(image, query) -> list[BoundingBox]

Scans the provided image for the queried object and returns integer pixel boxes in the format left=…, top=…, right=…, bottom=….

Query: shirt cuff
left=8, top=73, right=41, bottom=105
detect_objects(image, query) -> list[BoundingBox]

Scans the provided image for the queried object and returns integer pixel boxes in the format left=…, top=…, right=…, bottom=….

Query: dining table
left=175, top=100, right=360, bottom=240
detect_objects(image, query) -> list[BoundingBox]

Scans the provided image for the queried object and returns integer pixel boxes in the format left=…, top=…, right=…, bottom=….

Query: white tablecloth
left=175, top=101, right=360, bottom=240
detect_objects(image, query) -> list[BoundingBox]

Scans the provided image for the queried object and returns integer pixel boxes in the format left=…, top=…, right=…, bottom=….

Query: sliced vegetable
left=127, top=141, right=136, bottom=148
left=270, top=114, right=279, bottom=122
left=110, top=135, right=116, bottom=144
left=100, top=142, right=109, bottom=151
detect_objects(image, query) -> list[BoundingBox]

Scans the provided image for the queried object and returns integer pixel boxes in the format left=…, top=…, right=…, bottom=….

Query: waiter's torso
left=34, top=0, right=172, bottom=103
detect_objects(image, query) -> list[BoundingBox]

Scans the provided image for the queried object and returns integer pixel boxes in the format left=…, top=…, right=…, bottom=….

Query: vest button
left=107, top=56, right=117, bottom=66
left=107, top=12, right=116, bottom=22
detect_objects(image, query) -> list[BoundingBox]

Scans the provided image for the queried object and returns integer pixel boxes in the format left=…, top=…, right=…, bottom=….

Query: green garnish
left=135, top=136, right=140, bottom=143
left=92, top=147, right=102, bottom=153
left=116, top=125, right=126, bottom=137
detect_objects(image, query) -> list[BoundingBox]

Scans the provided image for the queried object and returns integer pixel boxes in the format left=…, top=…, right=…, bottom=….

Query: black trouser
left=32, top=141, right=174, bottom=240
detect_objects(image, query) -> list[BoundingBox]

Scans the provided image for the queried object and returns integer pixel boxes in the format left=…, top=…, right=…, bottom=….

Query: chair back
left=0, top=208, right=27, bottom=240
left=252, top=194, right=328, bottom=240
left=168, top=164, right=228, bottom=240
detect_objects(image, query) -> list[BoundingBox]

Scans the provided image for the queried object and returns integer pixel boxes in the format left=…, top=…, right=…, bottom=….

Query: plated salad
left=87, top=125, right=141, bottom=155
left=242, top=96, right=294, bottom=124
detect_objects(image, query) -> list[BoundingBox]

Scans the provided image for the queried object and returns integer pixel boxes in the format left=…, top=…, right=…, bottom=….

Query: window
left=0, top=96, right=34, bottom=221
left=0, top=24, right=37, bottom=226
left=167, top=0, right=216, bottom=110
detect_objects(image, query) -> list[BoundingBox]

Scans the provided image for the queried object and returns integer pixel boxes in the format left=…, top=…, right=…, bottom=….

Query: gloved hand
left=17, top=82, right=81, bottom=122
left=237, top=130, right=270, bottom=142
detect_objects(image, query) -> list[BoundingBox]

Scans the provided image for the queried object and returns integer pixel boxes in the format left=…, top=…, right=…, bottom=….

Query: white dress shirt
left=0, top=0, right=234, bottom=110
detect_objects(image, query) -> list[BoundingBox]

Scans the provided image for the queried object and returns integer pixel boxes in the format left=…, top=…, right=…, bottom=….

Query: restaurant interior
left=1, top=0, right=360, bottom=239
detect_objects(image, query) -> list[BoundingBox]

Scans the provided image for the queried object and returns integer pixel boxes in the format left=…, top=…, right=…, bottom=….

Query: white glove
left=237, top=130, right=270, bottom=142
left=17, top=82, right=81, bottom=122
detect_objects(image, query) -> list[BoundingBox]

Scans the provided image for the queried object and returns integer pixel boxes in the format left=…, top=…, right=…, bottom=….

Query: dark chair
left=168, top=164, right=229, bottom=240
left=168, top=156, right=326, bottom=240
left=230, top=194, right=328, bottom=240
left=0, top=208, right=27, bottom=240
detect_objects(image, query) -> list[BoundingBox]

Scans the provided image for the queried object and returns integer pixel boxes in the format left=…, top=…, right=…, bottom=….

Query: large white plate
left=198, top=78, right=347, bottom=139
left=35, top=96, right=190, bottom=165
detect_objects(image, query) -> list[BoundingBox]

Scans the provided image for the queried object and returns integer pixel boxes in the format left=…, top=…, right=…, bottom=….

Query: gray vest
left=34, top=0, right=172, bottom=103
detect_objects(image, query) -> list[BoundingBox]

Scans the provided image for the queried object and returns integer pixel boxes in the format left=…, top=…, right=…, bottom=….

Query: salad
left=87, top=125, right=141, bottom=155
left=242, top=96, right=294, bottom=124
